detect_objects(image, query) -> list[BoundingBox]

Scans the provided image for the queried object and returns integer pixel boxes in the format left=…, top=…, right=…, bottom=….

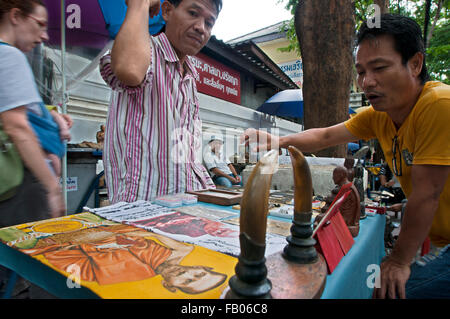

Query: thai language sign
left=278, top=59, right=303, bottom=89
left=191, top=53, right=241, bottom=104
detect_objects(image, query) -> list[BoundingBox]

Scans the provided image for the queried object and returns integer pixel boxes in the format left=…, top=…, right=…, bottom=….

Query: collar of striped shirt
left=157, top=33, right=200, bottom=82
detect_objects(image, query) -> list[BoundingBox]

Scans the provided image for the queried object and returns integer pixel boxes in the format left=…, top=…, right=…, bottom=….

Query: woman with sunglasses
left=0, top=0, right=76, bottom=299
left=0, top=0, right=70, bottom=226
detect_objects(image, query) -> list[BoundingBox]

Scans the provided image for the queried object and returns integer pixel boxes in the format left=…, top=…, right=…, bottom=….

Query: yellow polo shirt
left=345, top=81, right=450, bottom=247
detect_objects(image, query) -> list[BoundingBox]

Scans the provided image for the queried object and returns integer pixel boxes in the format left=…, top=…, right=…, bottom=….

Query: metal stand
left=283, top=216, right=318, bottom=264
left=226, top=233, right=272, bottom=299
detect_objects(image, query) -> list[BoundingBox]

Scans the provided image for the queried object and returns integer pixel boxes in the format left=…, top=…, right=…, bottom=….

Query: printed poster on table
left=0, top=213, right=237, bottom=299
left=128, top=211, right=287, bottom=257
left=86, top=201, right=288, bottom=258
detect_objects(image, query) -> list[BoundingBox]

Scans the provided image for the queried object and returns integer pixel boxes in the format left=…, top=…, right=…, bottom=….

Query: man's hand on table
left=373, top=257, right=411, bottom=299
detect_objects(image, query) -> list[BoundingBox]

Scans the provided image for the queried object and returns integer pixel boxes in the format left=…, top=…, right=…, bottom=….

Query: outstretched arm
left=241, top=122, right=359, bottom=153
left=50, top=110, right=72, bottom=141
left=111, top=0, right=161, bottom=87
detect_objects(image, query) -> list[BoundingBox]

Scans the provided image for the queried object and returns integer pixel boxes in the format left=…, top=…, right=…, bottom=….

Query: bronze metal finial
left=225, top=150, right=279, bottom=299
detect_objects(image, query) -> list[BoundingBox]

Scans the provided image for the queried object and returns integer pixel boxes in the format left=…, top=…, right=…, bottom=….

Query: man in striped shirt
left=99, top=0, right=222, bottom=203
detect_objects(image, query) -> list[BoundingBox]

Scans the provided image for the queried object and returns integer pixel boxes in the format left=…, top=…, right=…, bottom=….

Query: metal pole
left=61, top=0, right=67, bottom=214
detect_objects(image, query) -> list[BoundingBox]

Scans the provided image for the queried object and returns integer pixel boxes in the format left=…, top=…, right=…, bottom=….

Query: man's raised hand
left=125, top=0, right=161, bottom=18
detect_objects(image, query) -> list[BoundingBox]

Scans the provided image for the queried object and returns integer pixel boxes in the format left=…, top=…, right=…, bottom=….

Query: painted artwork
left=0, top=213, right=237, bottom=299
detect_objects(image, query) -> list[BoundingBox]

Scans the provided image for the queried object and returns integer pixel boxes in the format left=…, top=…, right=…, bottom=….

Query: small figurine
left=77, top=125, right=105, bottom=150
left=317, top=166, right=361, bottom=237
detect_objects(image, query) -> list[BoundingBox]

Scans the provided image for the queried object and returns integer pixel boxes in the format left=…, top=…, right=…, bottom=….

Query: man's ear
left=408, top=52, right=424, bottom=78
left=162, top=280, right=177, bottom=293
left=161, top=1, right=174, bottom=22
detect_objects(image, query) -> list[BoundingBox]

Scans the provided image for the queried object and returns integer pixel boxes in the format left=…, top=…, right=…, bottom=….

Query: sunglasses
left=391, top=135, right=402, bottom=177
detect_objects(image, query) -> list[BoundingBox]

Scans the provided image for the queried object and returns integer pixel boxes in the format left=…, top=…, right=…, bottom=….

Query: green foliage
left=276, top=0, right=300, bottom=54
left=278, top=19, right=301, bottom=55
left=278, top=0, right=449, bottom=83
left=426, top=21, right=450, bottom=83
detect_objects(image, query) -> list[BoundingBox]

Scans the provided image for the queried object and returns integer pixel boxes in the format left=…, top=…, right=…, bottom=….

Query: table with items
left=0, top=191, right=385, bottom=299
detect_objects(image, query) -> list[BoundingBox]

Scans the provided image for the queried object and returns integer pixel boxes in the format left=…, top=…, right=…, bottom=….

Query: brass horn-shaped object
left=225, top=149, right=279, bottom=299
left=282, top=145, right=318, bottom=263
left=265, top=146, right=327, bottom=299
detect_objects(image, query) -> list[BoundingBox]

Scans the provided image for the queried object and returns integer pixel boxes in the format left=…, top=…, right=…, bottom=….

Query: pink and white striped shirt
left=99, top=33, right=215, bottom=203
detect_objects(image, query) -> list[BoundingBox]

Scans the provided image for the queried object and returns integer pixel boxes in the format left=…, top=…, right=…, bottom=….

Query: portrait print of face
left=159, top=264, right=227, bottom=294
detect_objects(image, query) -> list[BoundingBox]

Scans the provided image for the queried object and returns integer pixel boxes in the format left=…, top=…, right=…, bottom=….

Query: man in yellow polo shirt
left=242, top=14, right=449, bottom=299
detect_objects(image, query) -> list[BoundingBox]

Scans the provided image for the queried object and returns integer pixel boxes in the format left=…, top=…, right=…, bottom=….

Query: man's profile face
left=332, top=168, right=347, bottom=185
left=163, top=0, right=218, bottom=60
left=355, top=34, right=422, bottom=115
left=332, top=170, right=340, bottom=185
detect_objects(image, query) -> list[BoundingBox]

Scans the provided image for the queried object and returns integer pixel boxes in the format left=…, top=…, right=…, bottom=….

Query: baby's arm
left=50, top=110, right=72, bottom=141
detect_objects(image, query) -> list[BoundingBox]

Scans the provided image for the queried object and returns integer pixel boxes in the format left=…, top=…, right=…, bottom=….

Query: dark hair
left=357, top=13, right=429, bottom=84
left=167, top=0, right=222, bottom=15
left=0, top=0, right=45, bottom=21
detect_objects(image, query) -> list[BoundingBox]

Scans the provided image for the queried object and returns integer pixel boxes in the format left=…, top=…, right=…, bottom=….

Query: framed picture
left=186, top=189, right=242, bottom=206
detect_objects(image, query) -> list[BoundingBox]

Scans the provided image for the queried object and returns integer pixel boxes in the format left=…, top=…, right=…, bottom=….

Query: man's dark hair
left=167, top=0, right=222, bottom=15
left=357, top=13, right=429, bottom=84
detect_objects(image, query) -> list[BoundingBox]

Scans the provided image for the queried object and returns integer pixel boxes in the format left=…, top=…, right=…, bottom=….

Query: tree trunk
left=426, top=0, right=443, bottom=48
left=294, top=0, right=354, bottom=158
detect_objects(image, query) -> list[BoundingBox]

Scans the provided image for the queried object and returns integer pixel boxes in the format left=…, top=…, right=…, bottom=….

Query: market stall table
left=0, top=202, right=385, bottom=299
